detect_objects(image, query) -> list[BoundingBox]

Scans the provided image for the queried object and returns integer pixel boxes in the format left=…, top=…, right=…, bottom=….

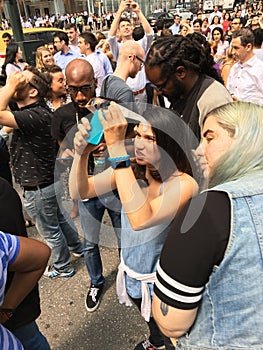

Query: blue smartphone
left=85, top=110, right=104, bottom=145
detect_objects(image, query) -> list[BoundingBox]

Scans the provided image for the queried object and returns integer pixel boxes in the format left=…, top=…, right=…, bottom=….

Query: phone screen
left=85, top=110, right=104, bottom=145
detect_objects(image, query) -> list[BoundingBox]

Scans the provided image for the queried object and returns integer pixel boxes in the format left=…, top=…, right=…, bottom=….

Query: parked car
left=147, top=12, right=175, bottom=29
left=0, top=27, right=65, bottom=67
left=168, top=8, right=194, bottom=20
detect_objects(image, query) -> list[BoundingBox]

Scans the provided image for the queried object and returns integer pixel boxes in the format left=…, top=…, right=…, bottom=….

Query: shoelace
left=142, top=338, right=156, bottom=350
left=89, top=287, right=99, bottom=302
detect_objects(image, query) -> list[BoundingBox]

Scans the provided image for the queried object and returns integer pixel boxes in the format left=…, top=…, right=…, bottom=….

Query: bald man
left=51, top=58, right=96, bottom=145
left=100, top=40, right=145, bottom=112
left=52, top=58, right=122, bottom=313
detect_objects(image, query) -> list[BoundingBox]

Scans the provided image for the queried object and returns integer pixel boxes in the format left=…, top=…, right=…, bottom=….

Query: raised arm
left=0, top=72, right=26, bottom=128
left=69, top=117, right=116, bottom=200
left=99, top=104, right=198, bottom=230
left=109, top=0, right=131, bottom=37
left=132, top=2, right=153, bottom=35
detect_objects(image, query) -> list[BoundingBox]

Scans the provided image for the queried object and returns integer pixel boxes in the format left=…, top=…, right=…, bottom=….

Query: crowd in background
left=0, top=0, right=263, bottom=349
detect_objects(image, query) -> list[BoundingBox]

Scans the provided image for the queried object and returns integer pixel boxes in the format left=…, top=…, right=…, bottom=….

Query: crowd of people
left=0, top=0, right=263, bottom=349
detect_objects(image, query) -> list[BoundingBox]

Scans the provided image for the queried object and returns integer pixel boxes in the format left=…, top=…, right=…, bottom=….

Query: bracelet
left=108, top=155, right=131, bottom=169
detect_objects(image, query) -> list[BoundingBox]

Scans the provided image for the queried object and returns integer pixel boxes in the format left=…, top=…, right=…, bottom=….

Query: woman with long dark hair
left=69, top=104, right=198, bottom=350
left=1, top=43, right=27, bottom=79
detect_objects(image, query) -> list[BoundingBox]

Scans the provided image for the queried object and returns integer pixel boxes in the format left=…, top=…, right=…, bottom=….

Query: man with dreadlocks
left=145, top=35, right=232, bottom=144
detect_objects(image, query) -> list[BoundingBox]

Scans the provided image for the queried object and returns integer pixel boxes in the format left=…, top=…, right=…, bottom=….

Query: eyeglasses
left=135, top=55, right=145, bottom=68
left=54, top=40, right=61, bottom=44
left=28, top=81, right=39, bottom=91
left=150, top=76, right=170, bottom=92
left=232, top=22, right=240, bottom=24
left=67, top=82, right=94, bottom=96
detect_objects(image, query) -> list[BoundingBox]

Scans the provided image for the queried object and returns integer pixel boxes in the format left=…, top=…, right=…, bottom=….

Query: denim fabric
left=78, top=191, right=121, bottom=286
left=23, top=182, right=82, bottom=272
left=177, top=172, right=263, bottom=350
left=13, top=321, right=50, bottom=350
left=121, top=211, right=171, bottom=299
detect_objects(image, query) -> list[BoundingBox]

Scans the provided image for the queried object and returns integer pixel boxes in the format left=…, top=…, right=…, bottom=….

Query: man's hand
left=119, top=0, right=132, bottom=13
left=130, top=2, right=140, bottom=14
left=6, top=71, right=27, bottom=91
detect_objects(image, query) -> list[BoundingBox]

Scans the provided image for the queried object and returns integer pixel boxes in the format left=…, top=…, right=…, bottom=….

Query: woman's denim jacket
left=177, top=172, right=263, bottom=350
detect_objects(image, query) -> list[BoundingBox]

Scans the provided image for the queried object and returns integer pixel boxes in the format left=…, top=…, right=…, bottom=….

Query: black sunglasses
left=68, top=82, right=94, bottom=95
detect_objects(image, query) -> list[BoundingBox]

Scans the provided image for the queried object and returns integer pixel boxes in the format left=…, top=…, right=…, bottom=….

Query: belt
left=23, top=182, right=53, bottom=191
left=133, top=87, right=146, bottom=95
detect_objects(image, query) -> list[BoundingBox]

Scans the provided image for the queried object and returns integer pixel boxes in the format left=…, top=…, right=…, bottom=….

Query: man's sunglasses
left=68, top=82, right=94, bottom=95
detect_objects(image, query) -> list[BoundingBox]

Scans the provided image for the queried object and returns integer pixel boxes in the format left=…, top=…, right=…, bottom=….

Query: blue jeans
left=23, top=182, right=83, bottom=272
left=13, top=321, right=50, bottom=350
left=79, top=191, right=121, bottom=286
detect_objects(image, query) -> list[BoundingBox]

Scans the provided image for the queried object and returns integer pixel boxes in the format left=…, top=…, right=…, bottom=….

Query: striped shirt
left=0, top=232, right=23, bottom=350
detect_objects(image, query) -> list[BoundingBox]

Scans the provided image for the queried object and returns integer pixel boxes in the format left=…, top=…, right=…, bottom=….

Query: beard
left=164, top=78, right=185, bottom=103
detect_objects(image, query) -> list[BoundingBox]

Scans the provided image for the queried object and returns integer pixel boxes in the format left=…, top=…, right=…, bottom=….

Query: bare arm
left=109, top=0, right=131, bottom=37
left=69, top=117, right=116, bottom=200
left=152, top=294, right=198, bottom=342
left=100, top=104, right=198, bottom=230
left=1, top=236, right=51, bottom=312
left=133, top=2, right=153, bottom=35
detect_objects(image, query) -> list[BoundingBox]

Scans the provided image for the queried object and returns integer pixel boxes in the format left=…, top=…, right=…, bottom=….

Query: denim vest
left=177, top=172, right=263, bottom=350
left=121, top=210, right=171, bottom=299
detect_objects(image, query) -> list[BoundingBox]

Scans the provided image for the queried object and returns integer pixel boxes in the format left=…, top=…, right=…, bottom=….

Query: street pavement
left=16, top=184, right=148, bottom=350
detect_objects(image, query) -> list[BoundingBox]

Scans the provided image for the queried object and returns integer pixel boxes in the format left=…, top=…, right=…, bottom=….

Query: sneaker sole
left=71, top=252, right=84, bottom=258
left=43, top=270, right=75, bottom=279
left=85, top=298, right=101, bottom=313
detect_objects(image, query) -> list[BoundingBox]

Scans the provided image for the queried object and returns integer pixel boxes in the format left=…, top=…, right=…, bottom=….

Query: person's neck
left=70, top=38, right=78, bottom=46
left=183, top=72, right=199, bottom=97
left=122, top=35, right=133, bottom=43
left=51, top=95, right=64, bottom=109
left=62, top=46, right=70, bottom=54
left=17, top=97, right=39, bottom=109
left=113, top=66, right=129, bottom=81
left=240, top=51, right=255, bottom=64
left=84, top=49, right=93, bottom=56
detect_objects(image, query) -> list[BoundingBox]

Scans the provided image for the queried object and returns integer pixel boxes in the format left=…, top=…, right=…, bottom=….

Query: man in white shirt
left=78, top=32, right=105, bottom=96
left=169, top=14, right=181, bottom=35
left=108, top=0, right=154, bottom=111
left=227, top=28, right=263, bottom=104
left=209, top=5, right=222, bottom=24
left=65, top=23, right=80, bottom=54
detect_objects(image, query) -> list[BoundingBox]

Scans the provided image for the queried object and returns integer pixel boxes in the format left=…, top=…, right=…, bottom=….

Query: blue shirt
left=54, top=48, right=80, bottom=72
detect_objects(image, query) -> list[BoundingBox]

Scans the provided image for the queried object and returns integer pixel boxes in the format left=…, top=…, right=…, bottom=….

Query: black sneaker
left=134, top=337, right=165, bottom=350
left=85, top=284, right=103, bottom=312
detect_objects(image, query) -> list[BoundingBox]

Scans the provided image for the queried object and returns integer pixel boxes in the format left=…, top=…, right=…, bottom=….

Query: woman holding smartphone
left=69, top=103, right=198, bottom=350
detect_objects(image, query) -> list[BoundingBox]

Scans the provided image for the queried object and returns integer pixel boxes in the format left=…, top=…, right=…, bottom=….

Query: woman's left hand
left=98, top=103, right=127, bottom=147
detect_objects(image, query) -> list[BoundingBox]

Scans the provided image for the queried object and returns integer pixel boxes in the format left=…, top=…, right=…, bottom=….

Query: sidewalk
left=16, top=184, right=148, bottom=350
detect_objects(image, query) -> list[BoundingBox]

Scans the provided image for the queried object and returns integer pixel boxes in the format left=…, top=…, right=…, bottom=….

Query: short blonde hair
left=202, top=102, right=263, bottom=187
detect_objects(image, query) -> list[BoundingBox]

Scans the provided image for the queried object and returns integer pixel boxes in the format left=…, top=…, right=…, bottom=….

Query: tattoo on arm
left=160, top=301, right=169, bottom=316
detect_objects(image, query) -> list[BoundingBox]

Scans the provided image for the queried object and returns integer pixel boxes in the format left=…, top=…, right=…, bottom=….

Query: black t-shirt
left=10, top=100, right=56, bottom=186
left=52, top=103, right=95, bottom=174
left=154, top=191, right=230, bottom=310
left=52, top=102, right=91, bottom=145
left=0, top=178, right=40, bottom=330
